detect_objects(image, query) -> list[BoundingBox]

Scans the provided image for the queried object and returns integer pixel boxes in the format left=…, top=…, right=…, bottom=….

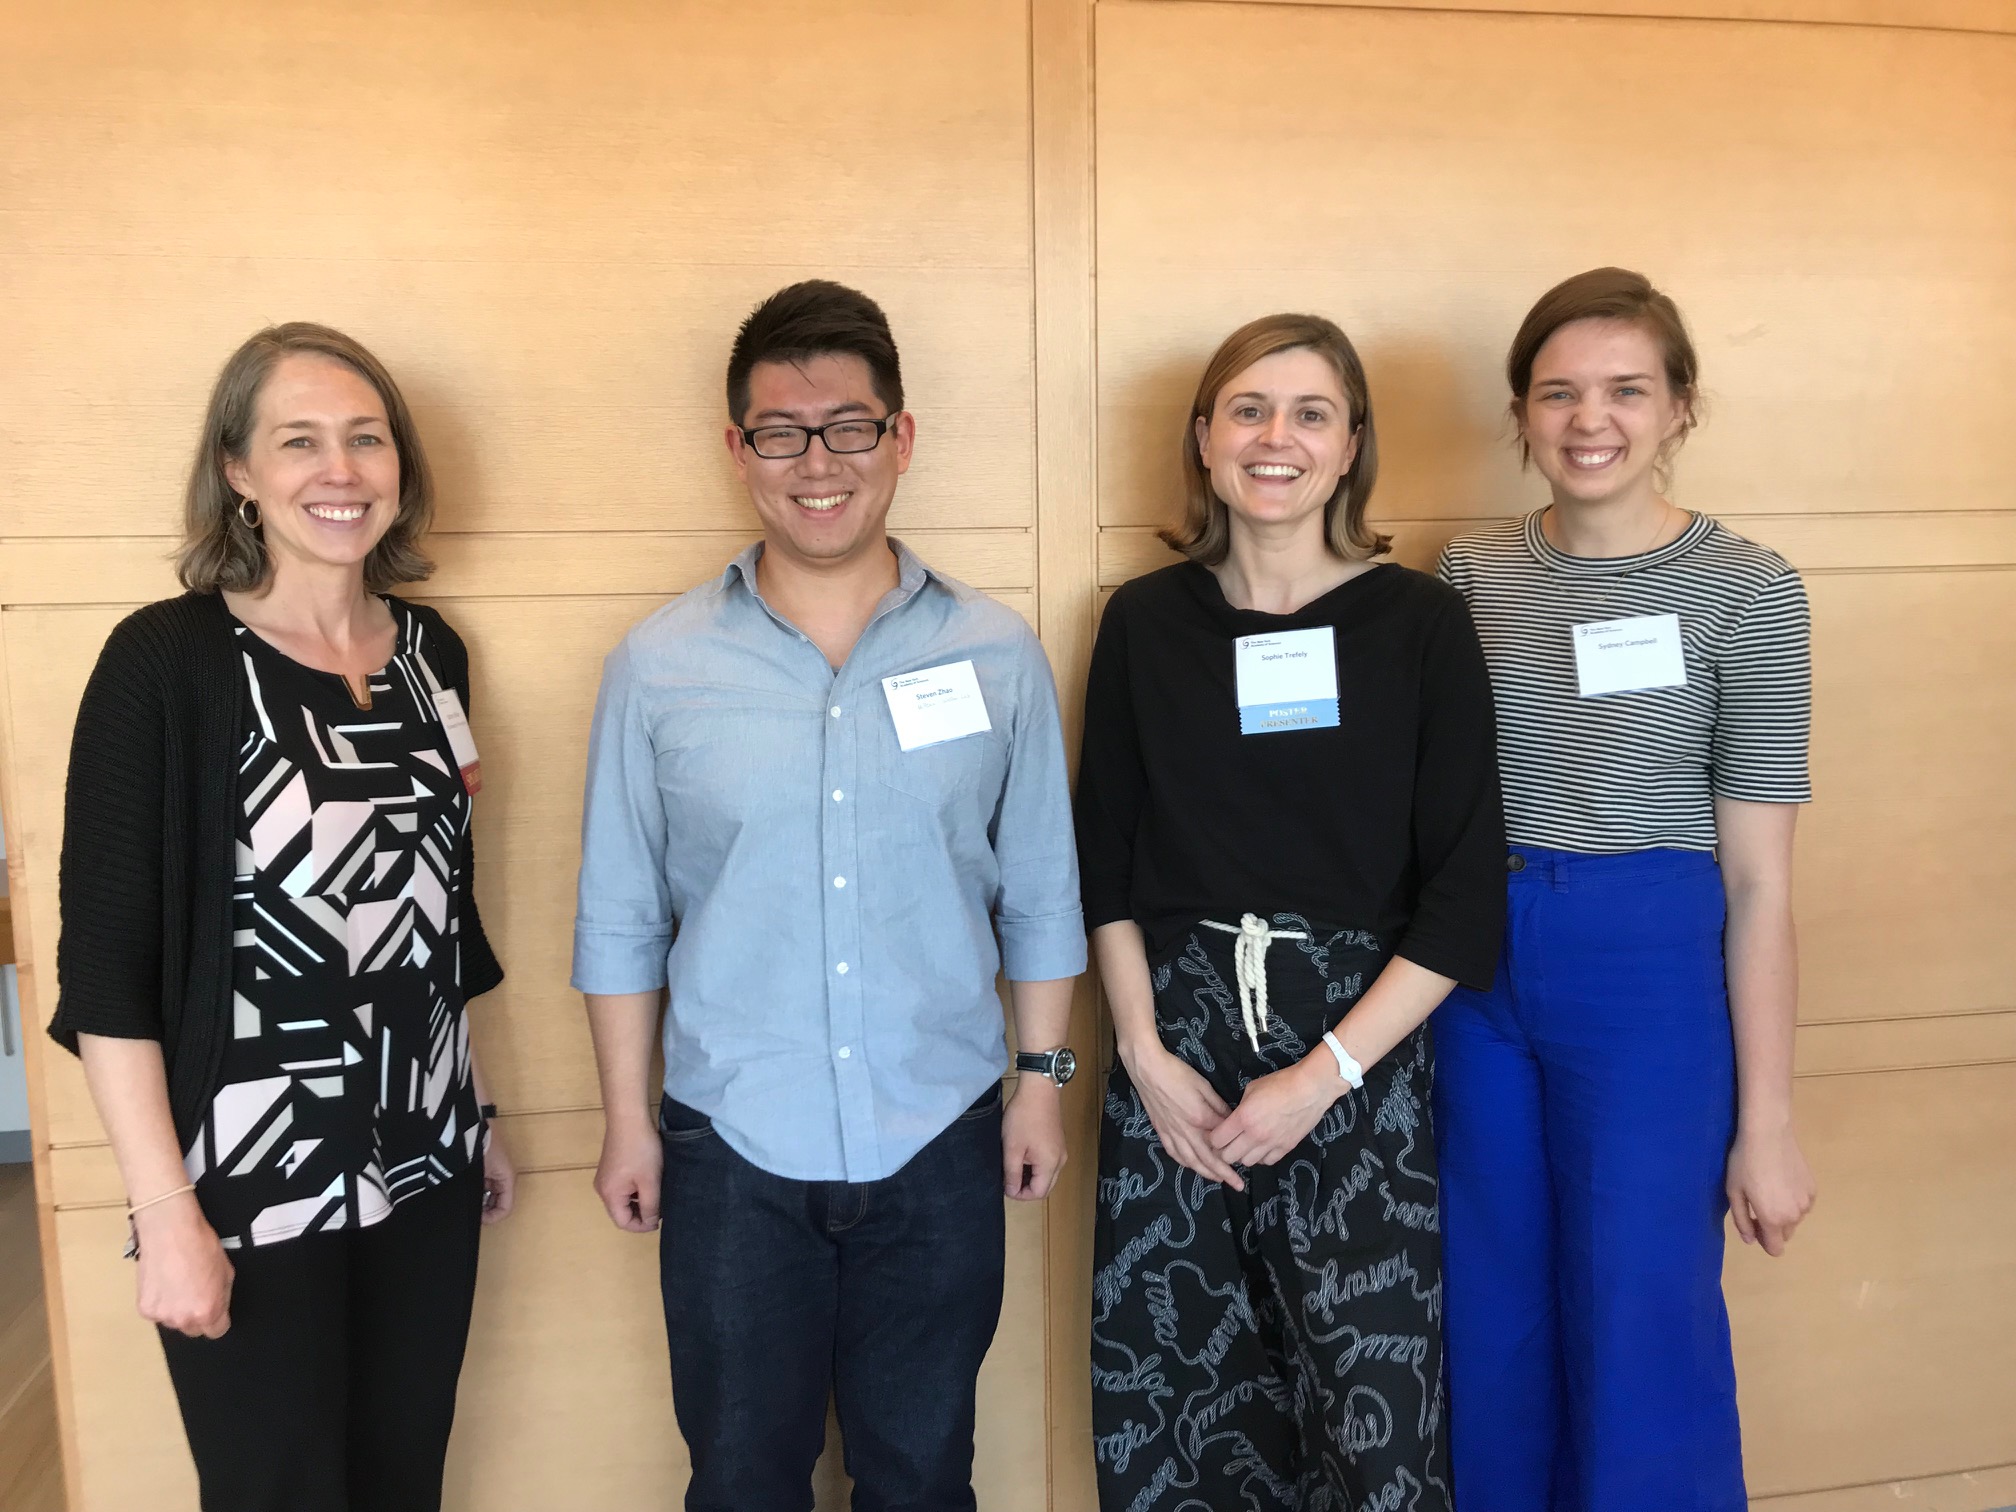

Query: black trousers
left=158, top=1167, right=483, bottom=1512
left=1092, top=921, right=1452, bottom=1512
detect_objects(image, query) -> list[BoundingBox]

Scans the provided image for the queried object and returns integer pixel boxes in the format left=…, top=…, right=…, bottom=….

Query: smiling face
left=222, top=354, right=403, bottom=581
left=1194, top=347, right=1361, bottom=542
left=725, top=353, right=913, bottom=572
left=1519, top=318, right=1690, bottom=511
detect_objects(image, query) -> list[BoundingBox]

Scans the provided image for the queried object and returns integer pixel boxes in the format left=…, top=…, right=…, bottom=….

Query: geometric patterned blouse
left=181, top=599, right=484, bottom=1249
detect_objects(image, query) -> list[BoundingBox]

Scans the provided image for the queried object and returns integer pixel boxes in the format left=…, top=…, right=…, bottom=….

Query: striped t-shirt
left=1438, top=511, right=1812, bottom=853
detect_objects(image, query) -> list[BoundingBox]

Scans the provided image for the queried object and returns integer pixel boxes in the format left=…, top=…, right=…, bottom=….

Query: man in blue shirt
left=573, top=281, right=1085, bottom=1511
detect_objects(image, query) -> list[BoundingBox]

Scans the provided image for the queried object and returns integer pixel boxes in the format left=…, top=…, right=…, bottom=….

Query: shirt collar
left=1522, top=508, right=1714, bottom=576
left=721, top=536, right=941, bottom=614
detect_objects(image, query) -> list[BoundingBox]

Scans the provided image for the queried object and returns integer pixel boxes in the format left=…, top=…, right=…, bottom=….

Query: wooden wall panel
left=0, top=1, right=1038, bottom=538
left=1132, top=0, right=2016, bottom=36
left=0, top=1, right=1061, bottom=1508
left=1094, top=2, right=2016, bottom=1504
left=1095, top=3, right=2016, bottom=527
left=1724, top=1064, right=2016, bottom=1496
left=8, top=0, right=2015, bottom=1508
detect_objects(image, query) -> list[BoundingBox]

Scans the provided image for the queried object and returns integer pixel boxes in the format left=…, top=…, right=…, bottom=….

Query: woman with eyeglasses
left=1434, top=268, right=1816, bottom=1512
left=1078, top=312, right=1504, bottom=1511
left=49, top=323, right=511, bottom=1512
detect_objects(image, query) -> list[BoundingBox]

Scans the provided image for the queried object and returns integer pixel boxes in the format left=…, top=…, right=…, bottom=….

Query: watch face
left=1052, top=1047, right=1077, bottom=1085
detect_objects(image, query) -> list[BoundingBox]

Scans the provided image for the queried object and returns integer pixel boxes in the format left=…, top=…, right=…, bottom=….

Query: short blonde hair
left=1163, top=312, right=1388, bottom=566
left=176, top=323, right=435, bottom=594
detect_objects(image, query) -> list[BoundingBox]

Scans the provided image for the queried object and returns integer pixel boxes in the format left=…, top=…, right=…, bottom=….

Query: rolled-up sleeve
left=571, top=636, right=676, bottom=993
left=989, top=626, right=1086, bottom=982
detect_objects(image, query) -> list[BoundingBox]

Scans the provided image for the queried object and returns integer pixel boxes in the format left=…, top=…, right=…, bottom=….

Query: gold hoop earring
left=237, top=497, right=261, bottom=528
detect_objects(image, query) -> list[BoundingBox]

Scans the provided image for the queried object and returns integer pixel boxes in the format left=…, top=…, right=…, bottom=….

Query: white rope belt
left=1201, top=913, right=1308, bottom=1052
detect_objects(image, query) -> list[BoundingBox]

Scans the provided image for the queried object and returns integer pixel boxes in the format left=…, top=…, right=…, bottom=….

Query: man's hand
left=1001, top=1077, right=1068, bottom=1201
left=594, top=1117, right=664, bottom=1233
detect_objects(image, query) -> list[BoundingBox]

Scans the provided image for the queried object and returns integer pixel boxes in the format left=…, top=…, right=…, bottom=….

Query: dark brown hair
left=176, top=323, right=435, bottom=594
left=726, top=280, right=904, bottom=424
left=1164, top=312, right=1387, bottom=566
left=1506, top=267, right=1702, bottom=483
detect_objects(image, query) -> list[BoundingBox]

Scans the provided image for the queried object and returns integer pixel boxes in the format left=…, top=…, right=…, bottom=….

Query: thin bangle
left=126, top=1183, right=196, bottom=1219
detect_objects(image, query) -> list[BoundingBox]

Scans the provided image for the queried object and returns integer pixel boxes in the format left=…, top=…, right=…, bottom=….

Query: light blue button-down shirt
left=571, top=541, right=1085, bottom=1182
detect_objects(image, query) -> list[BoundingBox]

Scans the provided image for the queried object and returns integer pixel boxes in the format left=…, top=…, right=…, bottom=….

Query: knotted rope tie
left=1201, top=913, right=1308, bottom=1052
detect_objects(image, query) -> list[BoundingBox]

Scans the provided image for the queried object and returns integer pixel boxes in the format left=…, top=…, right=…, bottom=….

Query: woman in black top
left=1078, top=314, right=1503, bottom=1512
left=49, top=323, right=510, bottom=1512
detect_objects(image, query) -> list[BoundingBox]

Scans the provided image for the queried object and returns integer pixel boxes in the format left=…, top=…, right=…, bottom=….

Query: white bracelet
left=1322, top=1031, right=1365, bottom=1090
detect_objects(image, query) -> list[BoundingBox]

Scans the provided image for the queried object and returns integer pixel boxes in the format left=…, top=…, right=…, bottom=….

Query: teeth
left=307, top=505, right=365, bottom=521
left=1567, top=449, right=1620, bottom=467
left=792, top=494, right=849, bottom=511
left=1246, top=464, right=1303, bottom=478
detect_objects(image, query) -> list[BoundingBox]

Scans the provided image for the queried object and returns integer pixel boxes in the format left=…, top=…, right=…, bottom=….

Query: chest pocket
left=654, top=697, right=811, bottom=853
left=874, top=724, right=1011, bottom=826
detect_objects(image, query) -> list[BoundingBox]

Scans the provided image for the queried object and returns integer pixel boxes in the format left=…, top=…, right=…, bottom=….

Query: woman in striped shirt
left=1434, top=268, right=1817, bottom=1512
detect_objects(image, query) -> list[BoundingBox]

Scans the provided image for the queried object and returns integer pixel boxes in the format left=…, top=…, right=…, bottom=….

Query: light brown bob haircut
left=1163, top=312, right=1388, bottom=566
left=176, top=322, right=435, bottom=595
left=1506, top=267, right=1702, bottom=488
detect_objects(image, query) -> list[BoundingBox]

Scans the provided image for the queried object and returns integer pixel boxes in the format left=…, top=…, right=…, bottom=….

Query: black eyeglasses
left=736, top=414, right=901, bottom=460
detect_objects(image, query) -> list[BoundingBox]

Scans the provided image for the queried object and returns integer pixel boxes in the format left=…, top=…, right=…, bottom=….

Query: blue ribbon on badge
left=1238, top=698, right=1341, bottom=735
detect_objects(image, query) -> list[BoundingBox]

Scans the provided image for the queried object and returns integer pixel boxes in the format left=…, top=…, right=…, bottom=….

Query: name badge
left=1234, top=628, right=1339, bottom=734
left=1571, top=614, right=1688, bottom=698
left=429, top=689, right=483, bottom=795
left=881, top=659, right=993, bottom=752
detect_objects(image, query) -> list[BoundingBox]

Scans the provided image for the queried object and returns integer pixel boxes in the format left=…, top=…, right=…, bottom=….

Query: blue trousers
left=658, top=1085, right=1007, bottom=1512
left=1432, top=847, right=1745, bottom=1512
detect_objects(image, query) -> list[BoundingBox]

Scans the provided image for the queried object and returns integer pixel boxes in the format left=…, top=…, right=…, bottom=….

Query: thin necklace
left=1636, top=501, right=1679, bottom=557
left=1542, top=502, right=1679, bottom=613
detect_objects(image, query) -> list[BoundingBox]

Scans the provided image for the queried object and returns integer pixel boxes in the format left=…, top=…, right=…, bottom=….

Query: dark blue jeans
left=658, top=1084, right=1007, bottom=1512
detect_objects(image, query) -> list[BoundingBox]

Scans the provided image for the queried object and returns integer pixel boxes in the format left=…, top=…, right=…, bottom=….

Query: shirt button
left=837, top=1046, right=852, bottom=1059
left=832, top=789, right=844, bottom=802
left=829, top=706, right=842, bottom=718
left=836, top=962, right=849, bottom=975
left=833, top=876, right=846, bottom=889
left=1507, top=854, right=1526, bottom=873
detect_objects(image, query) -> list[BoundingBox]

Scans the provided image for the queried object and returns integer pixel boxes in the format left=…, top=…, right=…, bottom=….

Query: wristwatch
left=1015, top=1048, right=1078, bottom=1086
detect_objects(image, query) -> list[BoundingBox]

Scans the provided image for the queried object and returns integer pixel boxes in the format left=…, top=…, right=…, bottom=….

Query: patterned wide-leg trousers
left=1092, top=919, right=1452, bottom=1512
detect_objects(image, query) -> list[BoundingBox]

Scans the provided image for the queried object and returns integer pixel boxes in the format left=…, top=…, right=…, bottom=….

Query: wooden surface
left=1121, top=0, right=2016, bottom=36
left=1092, top=1, right=2016, bottom=1504
left=0, top=1, right=1051, bottom=1508
left=4, top=0, right=2014, bottom=1507
left=0, top=1166, right=63, bottom=1512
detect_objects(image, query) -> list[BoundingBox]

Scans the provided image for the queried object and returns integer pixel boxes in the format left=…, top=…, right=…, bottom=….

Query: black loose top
left=49, top=592, right=503, bottom=1147
left=185, top=603, right=485, bottom=1248
left=1075, top=561, right=1505, bottom=988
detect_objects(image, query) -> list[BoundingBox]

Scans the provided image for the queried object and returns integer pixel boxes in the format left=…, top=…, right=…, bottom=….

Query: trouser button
left=1506, top=854, right=1526, bottom=872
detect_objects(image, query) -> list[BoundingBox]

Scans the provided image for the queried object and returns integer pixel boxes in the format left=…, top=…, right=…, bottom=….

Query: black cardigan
left=47, top=591, right=505, bottom=1144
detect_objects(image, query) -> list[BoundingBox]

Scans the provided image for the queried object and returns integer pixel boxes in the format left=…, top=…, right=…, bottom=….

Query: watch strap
left=1321, top=1031, right=1365, bottom=1090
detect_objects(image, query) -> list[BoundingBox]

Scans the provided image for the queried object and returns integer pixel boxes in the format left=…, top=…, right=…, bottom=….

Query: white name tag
left=1571, top=614, right=1688, bottom=697
left=881, top=659, right=993, bottom=752
left=1234, top=628, right=1339, bottom=734
left=429, top=689, right=483, bottom=796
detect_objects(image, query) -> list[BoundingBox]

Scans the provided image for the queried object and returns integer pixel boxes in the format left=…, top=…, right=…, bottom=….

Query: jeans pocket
left=659, top=1094, right=716, bottom=1143
left=958, top=1081, right=1005, bottom=1121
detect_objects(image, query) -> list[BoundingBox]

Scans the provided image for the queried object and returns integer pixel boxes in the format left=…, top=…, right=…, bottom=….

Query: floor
left=0, top=1162, right=63, bottom=1512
